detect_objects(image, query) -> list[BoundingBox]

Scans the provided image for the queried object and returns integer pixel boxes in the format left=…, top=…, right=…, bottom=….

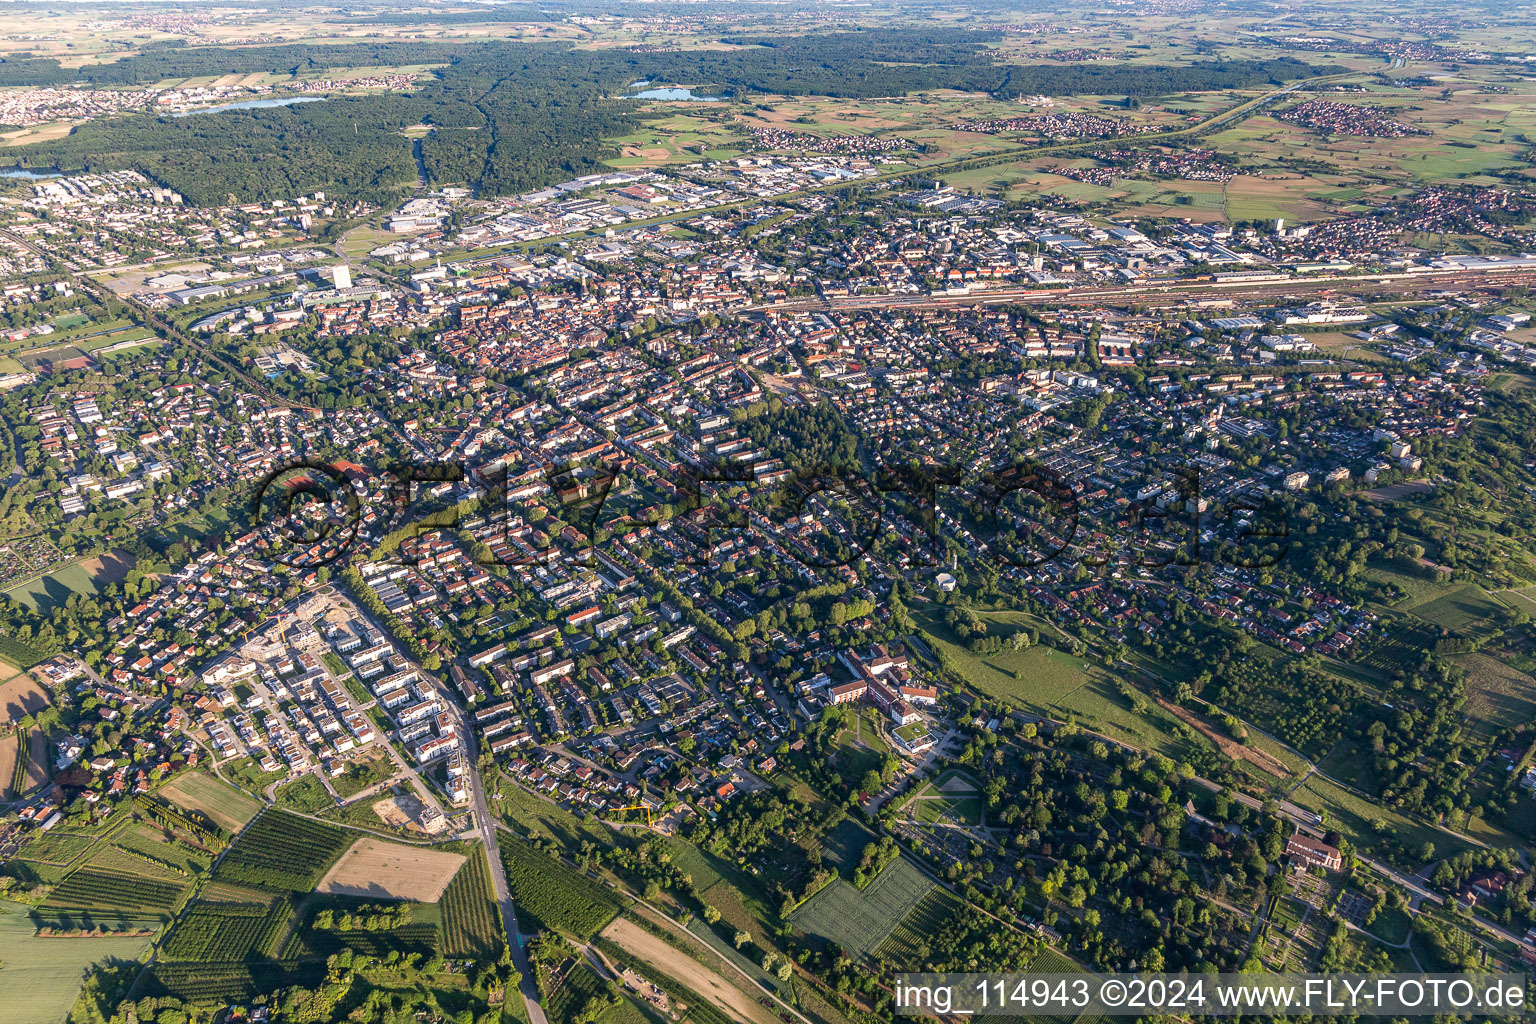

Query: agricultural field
left=159, top=770, right=262, bottom=831
left=16, top=726, right=47, bottom=795
left=0, top=731, right=17, bottom=801
left=282, top=897, right=442, bottom=962
left=158, top=897, right=291, bottom=962
left=35, top=866, right=189, bottom=931
left=604, top=111, right=745, bottom=168
left=0, top=900, right=151, bottom=1024
left=144, top=960, right=325, bottom=1007
left=874, top=885, right=968, bottom=966
left=1199, top=72, right=1536, bottom=205
left=212, top=810, right=351, bottom=892
left=1354, top=618, right=1442, bottom=676
left=315, top=837, right=465, bottom=902
left=0, top=668, right=48, bottom=724
left=438, top=847, right=503, bottom=958
left=1454, top=652, right=1536, bottom=736
left=2, top=551, right=135, bottom=614
left=600, top=915, right=784, bottom=1024
left=1404, top=585, right=1507, bottom=636
left=790, top=855, right=935, bottom=958
left=111, top=818, right=215, bottom=876
left=0, top=633, right=48, bottom=670
left=500, top=835, right=621, bottom=939
left=8, top=823, right=104, bottom=885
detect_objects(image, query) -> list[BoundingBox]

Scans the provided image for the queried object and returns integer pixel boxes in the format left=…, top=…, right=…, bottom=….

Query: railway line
left=729, top=266, right=1536, bottom=316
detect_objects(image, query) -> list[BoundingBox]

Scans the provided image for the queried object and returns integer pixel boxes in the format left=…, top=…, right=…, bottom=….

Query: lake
left=628, top=86, right=724, bottom=102
left=170, top=96, right=327, bottom=118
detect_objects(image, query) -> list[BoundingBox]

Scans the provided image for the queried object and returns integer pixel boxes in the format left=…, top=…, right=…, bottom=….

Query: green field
left=0, top=900, right=150, bottom=1024
left=819, top=816, right=879, bottom=877
left=874, top=885, right=967, bottom=966
left=791, top=855, right=934, bottom=958
left=159, top=898, right=290, bottom=962
left=0, top=633, right=49, bottom=669
left=35, top=868, right=187, bottom=931
left=547, top=961, right=651, bottom=1024
left=1405, top=585, right=1506, bottom=633
left=918, top=606, right=1205, bottom=759
left=159, top=770, right=262, bottom=831
left=915, top=605, right=1093, bottom=707
left=4, top=553, right=136, bottom=615
left=1455, top=652, right=1536, bottom=734
left=494, top=778, right=615, bottom=850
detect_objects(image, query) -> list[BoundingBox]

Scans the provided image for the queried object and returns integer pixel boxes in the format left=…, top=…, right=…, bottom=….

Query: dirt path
left=1157, top=698, right=1290, bottom=778
left=600, top=917, right=782, bottom=1024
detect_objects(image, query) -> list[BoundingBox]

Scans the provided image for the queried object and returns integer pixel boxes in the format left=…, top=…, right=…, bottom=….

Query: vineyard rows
left=211, top=810, right=350, bottom=891
left=36, top=866, right=187, bottom=926
left=500, top=837, right=620, bottom=940
left=439, top=848, right=503, bottom=959
left=160, top=899, right=291, bottom=962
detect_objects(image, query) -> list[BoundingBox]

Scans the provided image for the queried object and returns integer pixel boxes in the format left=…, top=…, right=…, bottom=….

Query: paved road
left=342, top=580, right=546, bottom=1024
left=456, top=710, right=548, bottom=1024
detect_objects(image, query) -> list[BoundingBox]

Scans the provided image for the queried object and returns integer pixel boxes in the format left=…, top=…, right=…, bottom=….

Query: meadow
left=915, top=604, right=1202, bottom=761
left=1454, top=652, right=1536, bottom=736
left=159, top=770, right=263, bottom=831
left=0, top=900, right=150, bottom=1024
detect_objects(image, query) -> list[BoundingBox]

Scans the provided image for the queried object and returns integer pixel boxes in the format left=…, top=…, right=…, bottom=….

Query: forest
left=0, top=33, right=1336, bottom=205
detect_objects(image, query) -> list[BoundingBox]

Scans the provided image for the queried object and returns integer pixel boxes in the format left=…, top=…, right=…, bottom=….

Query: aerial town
left=3, top=2, right=1536, bottom=1024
